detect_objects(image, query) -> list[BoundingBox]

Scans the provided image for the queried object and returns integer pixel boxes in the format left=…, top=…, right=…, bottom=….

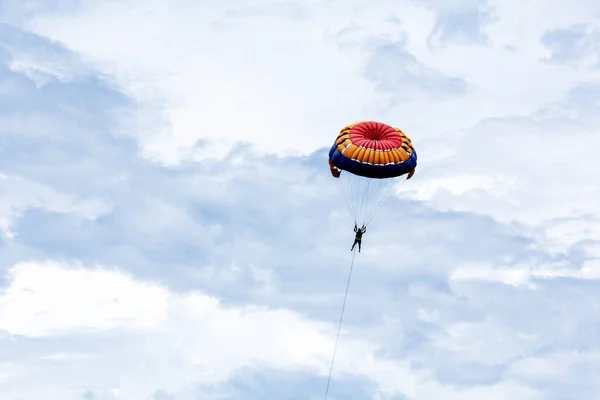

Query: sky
left=1, top=0, right=600, bottom=399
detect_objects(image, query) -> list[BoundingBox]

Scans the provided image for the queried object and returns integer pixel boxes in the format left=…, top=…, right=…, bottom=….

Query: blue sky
left=1, top=0, right=600, bottom=399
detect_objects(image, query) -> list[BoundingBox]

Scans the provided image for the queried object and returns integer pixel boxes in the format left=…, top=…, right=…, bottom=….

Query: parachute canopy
left=328, top=121, right=417, bottom=226
left=328, top=121, right=417, bottom=179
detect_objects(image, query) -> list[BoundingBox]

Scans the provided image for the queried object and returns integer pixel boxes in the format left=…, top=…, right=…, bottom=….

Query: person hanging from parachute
left=351, top=223, right=366, bottom=252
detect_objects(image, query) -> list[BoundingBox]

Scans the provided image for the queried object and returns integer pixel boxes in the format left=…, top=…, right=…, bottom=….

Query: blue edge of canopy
left=328, top=143, right=418, bottom=179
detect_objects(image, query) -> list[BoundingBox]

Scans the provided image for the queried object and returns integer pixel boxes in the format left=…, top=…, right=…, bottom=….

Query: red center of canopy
left=349, top=121, right=402, bottom=150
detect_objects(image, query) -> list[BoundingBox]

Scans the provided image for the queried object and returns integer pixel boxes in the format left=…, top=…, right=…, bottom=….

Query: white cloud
left=13, top=0, right=598, bottom=164
left=0, top=174, right=111, bottom=238
left=0, top=260, right=565, bottom=399
left=0, top=261, right=167, bottom=336
left=450, top=261, right=600, bottom=287
left=0, top=261, right=410, bottom=398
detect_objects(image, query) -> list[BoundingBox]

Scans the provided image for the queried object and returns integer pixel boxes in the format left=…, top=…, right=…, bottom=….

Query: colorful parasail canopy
left=328, top=121, right=417, bottom=180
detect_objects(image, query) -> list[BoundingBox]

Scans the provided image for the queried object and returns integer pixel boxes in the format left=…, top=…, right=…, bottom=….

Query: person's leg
left=358, top=241, right=361, bottom=252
